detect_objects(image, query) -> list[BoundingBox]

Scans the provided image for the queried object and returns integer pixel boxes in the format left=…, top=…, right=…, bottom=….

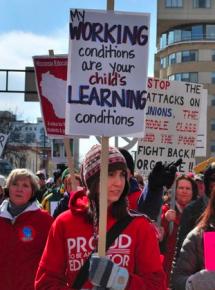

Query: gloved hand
left=89, top=253, right=129, bottom=290
left=148, top=159, right=182, bottom=190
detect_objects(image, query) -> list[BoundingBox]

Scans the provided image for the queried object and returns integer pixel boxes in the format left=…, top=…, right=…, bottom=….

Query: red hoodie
left=35, top=190, right=166, bottom=290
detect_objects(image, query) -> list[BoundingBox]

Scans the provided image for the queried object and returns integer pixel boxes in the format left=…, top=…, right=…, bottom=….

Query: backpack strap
left=72, top=215, right=133, bottom=289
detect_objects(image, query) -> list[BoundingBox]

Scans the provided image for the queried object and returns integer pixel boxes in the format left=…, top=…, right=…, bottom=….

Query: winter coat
left=0, top=199, right=53, bottom=290
left=174, top=196, right=208, bottom=261
left=35, top=189, right=166, bottom=290
left=171, top=225, right=215, bottom=290
left=53, top=191, right=70, bottom=218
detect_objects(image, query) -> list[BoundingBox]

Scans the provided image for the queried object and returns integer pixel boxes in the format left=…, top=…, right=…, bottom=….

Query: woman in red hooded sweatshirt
left=35, top=144, right=166, bottom=290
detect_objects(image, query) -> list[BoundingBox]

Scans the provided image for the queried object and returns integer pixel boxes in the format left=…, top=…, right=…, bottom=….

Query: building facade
left=155, top=0, right=215, bottom=160
left=0, top=111, right=80, bottom=176
left=0, top=111, right=52, bottom=174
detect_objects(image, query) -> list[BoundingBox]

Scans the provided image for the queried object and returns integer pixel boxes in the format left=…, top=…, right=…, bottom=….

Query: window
left=211, top=95, right=215, bottom=106
left=176, top=52, right=181, bottom=63
left=174, top=30, right=182, bottom=42
left=189, top=72, right=198, bottom=83
left=181, top=51, right=190, bottom=62
left=191, top=50, right=198, bottom=61
left=193, top=0, right=211, bottom=8
left=160, top=34, right=167, bottom=49
left=206, top=25, right=215, bottom=40
left=25, top=133, right=36, bottom=144
left=168, top=72, right=198, bottom=83
left=161, top=57, right=168, bottom=69
left=168, top=75, right=175, bottom=81
left=166, top=0, right=183, bottom=7
left=211, top=120, right=215, bottom=131
left=211, top=140, right=215, bottom=154
left=212, top=50, right=215, bottom=61
left=159, top=23, right=215, bottom=49
left=192, top=25, right=203, bottom=40
left=181, top=50, right=198, bottom=62
left=169, top=53, right=176, bottom=65
left=181, top=73, right=190, bottom=82
left=182, top=27, right=192, bottom=41
left=168, top=31, right=174, bottom=45
left=212, top=72, right=215, bottom=84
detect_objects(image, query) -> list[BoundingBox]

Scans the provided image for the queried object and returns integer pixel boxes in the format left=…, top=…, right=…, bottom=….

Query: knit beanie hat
left=119, top=148, right=134, bottom=175
left=81, top=144, right=127, bottom=189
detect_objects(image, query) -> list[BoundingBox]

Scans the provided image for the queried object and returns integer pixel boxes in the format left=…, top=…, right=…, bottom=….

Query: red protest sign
left=33, top=55, right=67, bottom=138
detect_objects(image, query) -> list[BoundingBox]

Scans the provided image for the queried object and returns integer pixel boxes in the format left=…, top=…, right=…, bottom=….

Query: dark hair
left=176, top=175, right=198, bottom=200
left=87, top=164, right=129, bottom=221
left=197, top=188, right=215, bottom=230
left=204, top=162, right=215, bottom=197
left=119, top=148, right=134, bottom=176
left=53, top=169, right=62, bottom=183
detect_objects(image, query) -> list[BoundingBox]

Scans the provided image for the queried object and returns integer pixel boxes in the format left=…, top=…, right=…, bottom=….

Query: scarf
left=7, top=200, right=31, bottom=217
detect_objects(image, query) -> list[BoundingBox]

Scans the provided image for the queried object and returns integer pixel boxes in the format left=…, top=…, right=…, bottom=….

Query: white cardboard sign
left=136, top=78, right=204, bottom=176
left=66, top=9, right=150, bottom=137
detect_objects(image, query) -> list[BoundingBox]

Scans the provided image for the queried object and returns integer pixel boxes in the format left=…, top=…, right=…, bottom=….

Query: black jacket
left=171, top=224, right=215, bottom=290
left=174, top=196, right=208, bottom=261
left=53, top=192, right=70, bottom=218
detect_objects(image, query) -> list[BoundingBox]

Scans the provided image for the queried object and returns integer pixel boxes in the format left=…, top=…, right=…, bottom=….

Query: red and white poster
left=33, top=55, right=67, bottom=138
left=135, top=78, right=204, bottom=176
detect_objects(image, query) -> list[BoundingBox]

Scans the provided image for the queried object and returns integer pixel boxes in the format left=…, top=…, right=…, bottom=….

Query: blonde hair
left=6, top=168, right=40, bottom=197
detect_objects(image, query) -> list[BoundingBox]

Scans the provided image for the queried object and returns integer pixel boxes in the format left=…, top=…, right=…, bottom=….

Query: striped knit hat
left=81, top=144, right=127, bottom=188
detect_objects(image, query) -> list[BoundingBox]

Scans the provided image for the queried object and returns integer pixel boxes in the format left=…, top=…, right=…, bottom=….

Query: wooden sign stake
left=49, top=49, right=77, bottom=191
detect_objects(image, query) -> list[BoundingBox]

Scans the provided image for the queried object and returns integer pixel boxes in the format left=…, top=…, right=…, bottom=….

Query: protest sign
left=136, top=78, right=203, bottom=176
left=0, top=133, right=8, bottom=157
left=51, top=139, right=67, bottom=164
left=33, top=54, right=78, bottom=191
left=204, top=232, right=215, bottom=271
left=195, top=89, right=207, bottom=157
left=66, top=9, right=150, bottom=137
left=33, top=55, right=67, bottom=138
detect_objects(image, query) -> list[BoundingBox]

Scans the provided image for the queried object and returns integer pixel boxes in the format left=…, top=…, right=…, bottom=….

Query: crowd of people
left=0, top=146, right=215, bottom=290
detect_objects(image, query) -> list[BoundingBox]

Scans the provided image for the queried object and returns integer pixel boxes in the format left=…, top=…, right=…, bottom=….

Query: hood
left=0, top=198, right=41, bottom=220
left=68, top=189, right=89, bottom=214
